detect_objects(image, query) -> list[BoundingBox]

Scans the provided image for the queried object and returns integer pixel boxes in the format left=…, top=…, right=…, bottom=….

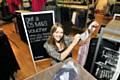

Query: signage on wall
left=21, top=11, right=55, bottom=62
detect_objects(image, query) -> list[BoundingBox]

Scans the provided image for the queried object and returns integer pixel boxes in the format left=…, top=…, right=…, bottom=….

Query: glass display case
left=90, top=14, right=120, bottom=80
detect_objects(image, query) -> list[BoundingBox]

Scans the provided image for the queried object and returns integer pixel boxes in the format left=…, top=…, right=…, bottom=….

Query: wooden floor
left=1, top=23, right=52, bottom=80
left=1, top=12, right=112, bottom=80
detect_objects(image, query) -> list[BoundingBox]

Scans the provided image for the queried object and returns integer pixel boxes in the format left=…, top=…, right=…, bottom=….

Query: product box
left=25, top=58, right=96, bottom=80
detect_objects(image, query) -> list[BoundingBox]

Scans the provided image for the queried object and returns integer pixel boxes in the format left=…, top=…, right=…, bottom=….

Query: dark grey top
left=44, top=35, right=72, bottom=64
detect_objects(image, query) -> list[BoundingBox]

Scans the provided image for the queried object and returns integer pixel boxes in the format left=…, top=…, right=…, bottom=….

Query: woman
left=44, top=23, right=81, bottom=64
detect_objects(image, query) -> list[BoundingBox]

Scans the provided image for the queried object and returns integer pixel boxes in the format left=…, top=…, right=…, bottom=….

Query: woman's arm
left=60, top=34, right=81, bottom=60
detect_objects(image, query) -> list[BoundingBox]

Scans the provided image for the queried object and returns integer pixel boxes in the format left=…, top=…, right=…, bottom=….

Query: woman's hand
left=89, top=21, right=99, bottom=30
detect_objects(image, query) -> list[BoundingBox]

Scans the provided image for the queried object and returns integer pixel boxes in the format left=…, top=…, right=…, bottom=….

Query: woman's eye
left=55, top=31, right=59, bottom=34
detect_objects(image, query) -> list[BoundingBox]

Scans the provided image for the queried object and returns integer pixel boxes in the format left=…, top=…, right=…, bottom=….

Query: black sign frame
left=21, top=10, right=55, bottom=64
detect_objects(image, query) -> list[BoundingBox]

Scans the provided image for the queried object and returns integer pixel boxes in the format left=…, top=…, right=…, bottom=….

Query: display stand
left=90, top=14, right=120, bottom=80
left=21, top=10, right=55, bottom=72
left=15, top=10, right=30, bottom=43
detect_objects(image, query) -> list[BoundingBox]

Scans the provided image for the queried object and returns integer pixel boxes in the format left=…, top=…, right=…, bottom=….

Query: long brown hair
left=47, top=23, right=66, bottom=49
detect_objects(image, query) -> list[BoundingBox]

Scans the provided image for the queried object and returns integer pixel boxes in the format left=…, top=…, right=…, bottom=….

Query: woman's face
left=53, top=27, right=63, bottom=42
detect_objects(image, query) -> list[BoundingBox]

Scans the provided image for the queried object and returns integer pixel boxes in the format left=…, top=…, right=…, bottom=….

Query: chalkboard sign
left=21, top=11, right=55, bottom=61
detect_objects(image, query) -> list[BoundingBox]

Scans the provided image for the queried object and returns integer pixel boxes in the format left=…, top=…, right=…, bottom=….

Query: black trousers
left=0, top=31, right=20, bottom=80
